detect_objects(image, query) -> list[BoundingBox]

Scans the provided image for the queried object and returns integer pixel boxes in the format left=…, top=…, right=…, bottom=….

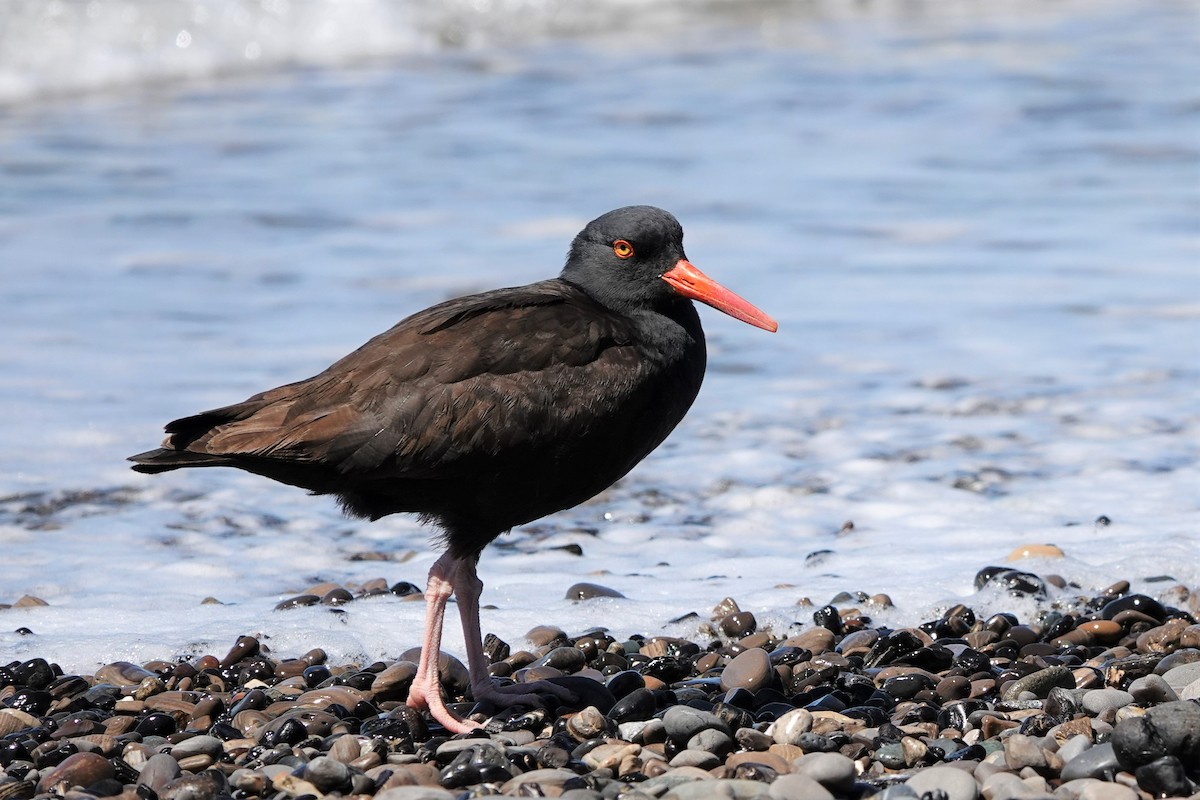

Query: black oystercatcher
left=130, top=206, right=777, bottom=732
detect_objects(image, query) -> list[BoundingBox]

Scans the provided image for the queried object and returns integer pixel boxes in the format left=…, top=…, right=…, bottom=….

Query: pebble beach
left=2, top=0, right=1198, bottom=798
left=3, top=564, right=1200, bottom=799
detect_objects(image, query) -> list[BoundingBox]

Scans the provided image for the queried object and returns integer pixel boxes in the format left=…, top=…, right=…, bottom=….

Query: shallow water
left=1, top=0, right=1197, bottom=670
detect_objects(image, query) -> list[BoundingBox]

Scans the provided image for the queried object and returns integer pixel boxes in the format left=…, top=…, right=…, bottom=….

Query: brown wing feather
left=165, top=280, right=642, bottom=479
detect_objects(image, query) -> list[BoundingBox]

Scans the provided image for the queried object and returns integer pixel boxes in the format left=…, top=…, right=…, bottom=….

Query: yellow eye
left=613, top=239, right=634, bottom=259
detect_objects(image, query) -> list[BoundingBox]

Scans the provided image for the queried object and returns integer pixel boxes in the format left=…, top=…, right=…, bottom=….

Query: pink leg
left=453, top=559, right=575, bottom=709
left=406, top=552, right=481, bottom=733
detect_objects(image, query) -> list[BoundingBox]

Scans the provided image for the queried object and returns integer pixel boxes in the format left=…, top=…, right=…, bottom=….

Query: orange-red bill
left=661, top=259, right=778, bottom=332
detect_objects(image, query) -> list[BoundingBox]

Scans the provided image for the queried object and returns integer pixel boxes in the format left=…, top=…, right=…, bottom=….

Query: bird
left=129, top=205, right=777, bottom=732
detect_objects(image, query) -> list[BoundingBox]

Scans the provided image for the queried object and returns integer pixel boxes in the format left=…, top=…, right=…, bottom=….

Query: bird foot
left=471, top=677, right=578, bottom=712
left=407, top=680, right=483, bottom=734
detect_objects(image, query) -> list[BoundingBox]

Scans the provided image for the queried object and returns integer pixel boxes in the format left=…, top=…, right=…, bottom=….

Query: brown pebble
left=935, top=676, right=970, bottom=702
left=779, top=627, right=835, bottom=654
left=525, top=625, right=567, bottom=647
left=37, top=752, right=114, bottom=793
left=1077, top=619, right=1123, bottom=643
left=1005, top=543, right=1064, bottom=561
left=726, top=750, right=791, bottom=773
left=564, top=582, right=625, bottom=600
left=720, top=647, right=772, bottom=693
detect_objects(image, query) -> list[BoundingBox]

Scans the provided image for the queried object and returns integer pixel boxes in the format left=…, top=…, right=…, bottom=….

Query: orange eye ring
left=613, top=239, right=634, bottom=259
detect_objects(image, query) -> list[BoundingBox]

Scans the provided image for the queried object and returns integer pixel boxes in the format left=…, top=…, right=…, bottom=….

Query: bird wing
left=166, top=280, right=645, bottom=478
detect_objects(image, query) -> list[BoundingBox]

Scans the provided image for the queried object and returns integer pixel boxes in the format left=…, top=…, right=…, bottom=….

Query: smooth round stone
left=791, top=752, right=855, bottom=793
left=162, top=772, right=226, bottom=800
left=662, top=778, right=770, bottom=799
left=668, top=749, right=721, bottom=770
left=136, top=752, right=181, bottom=793
left=980, top=771, right=1035, bottom=800
left=1112, top=700, right=1200, bottom=769
left=737, top=727, right=774, bottom=752
left=686, top=728, right=734, bottom=756
left=779, top=627, right=835, bottom=654
left=935, top=675, right=971, bottom=702
left=1000, top=665, right=1074, bottom=700
left=608, top=686, right=656, bottom=723
left=169, top=734, right=223, bottom=761
left=580, top=742, right=638, bottom=771
left=375, top=788, right=457, bottom=800
left=1181, top=676, right=1200, bottom=701
left=662, top=705, right=728, bottom=742
left=564, top=582, right=624, bottom=600
left=875, top=742, right=906, bottom=770
left=1161, top=661, right=1200, bottom=693
left=303, top=755, right=351, bottom=793
left=1003, top=733, right=1048, bottom=771
left=95, top=661, right=157, bottom=686
left=1081, top=688, right=1134, bottom=716
left=535, top=646, right=587, bottom=672
left=1070, top=780, right=1139, bottom=800
left=1126, top=674, right=1178, bottom=704
left=565, top=705, right=607, bottom=741
left=720, top=611, right=757, bottom=638
left=769, top=708, right=813, bottom=746
left=1056, top=734, right=1092, bottom=766
left=768, top=773, right=834, bottom=800
left=1134, top=755, right=1193, bottom=798
left=720, top=647, right=772, bottom=693
left=37, top=752, right=114, bottom=793
left=1005, top=543, right=1064, bottom=561
left=904, top=766, right=979, bottom=800
left=1064, top=742, right=1121, bottom=784
left=499, top=768, right=578, bottom=795
left=327, top=733, right=362, bottom=764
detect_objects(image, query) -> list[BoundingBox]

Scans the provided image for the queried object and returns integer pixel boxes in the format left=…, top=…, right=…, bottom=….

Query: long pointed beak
left=661, top=259, right=778, bottom=332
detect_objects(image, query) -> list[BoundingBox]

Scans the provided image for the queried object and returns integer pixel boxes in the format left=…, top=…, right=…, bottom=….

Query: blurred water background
left=1, top=0, right=1197, bottom=668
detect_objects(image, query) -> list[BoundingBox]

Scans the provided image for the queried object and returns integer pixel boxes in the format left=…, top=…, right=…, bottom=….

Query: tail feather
left=128, top=448, right=231, bottom=473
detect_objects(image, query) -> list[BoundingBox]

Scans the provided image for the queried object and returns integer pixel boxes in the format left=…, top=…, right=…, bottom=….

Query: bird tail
left=128, top=448, right=230, bottom=473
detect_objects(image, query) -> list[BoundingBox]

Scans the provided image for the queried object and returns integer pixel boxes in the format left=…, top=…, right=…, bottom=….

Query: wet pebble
left=1, top=575, right=1198, bottom=799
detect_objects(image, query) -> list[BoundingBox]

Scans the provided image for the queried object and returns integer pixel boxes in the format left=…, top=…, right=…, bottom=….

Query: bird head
left=562, top=206, right=777, bottom=332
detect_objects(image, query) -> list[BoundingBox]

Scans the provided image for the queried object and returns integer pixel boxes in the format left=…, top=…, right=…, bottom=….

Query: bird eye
left=613, top=240, right=634, bottom=259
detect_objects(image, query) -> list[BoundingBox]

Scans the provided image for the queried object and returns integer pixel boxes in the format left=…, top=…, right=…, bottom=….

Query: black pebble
left=1135, top=756, right=1194, bottom=798
left=1100, top=594, right=1167, bottom=622
left=608, top=687, right=657, bottom=723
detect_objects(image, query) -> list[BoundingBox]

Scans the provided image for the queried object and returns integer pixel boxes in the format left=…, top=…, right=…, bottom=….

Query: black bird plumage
left=130, top=205, right=776, bottom=731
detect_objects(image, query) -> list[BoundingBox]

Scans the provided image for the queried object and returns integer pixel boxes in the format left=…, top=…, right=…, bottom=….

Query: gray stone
left=768, top=773, right=835, bottom=800
left=905, top=766, right=979, bottom=800
left=1056, top=734, right=1092, bottom=766
left=980, top=771, right=1040, bottom=800
left=769, top=708, right=814, bottom=746
left=303, top=756, right=351, bottom=793
left=791, top=752, right=855, bottom=792
left=1064, top=779, right=1140, bottom=800
left=687, top=727, right=734, bottom=756
left=1126, top=674, right=1178, bottom=704
left=375, top=789, right=457, bottom=800
left=1160, top=661, right=1200, bottom=693
left=1003, top=733, right=1048, bottom=771
left=168, top=735, right=224, bottom=761
left=1065, top=738, right=1118, bottom=782
left=1081, top=688, right=1133, bottom=716
left=662, top=705, right=729, bottom=742
left=1181, top=676, right=1200, bottom=701
left=1111, top=700, right=1200, bottom=769
left=669, top=749, right=722, bottom=770
left=663, top=778, right=771, bottom=799
left=136, top=753, right=181, bottom=794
